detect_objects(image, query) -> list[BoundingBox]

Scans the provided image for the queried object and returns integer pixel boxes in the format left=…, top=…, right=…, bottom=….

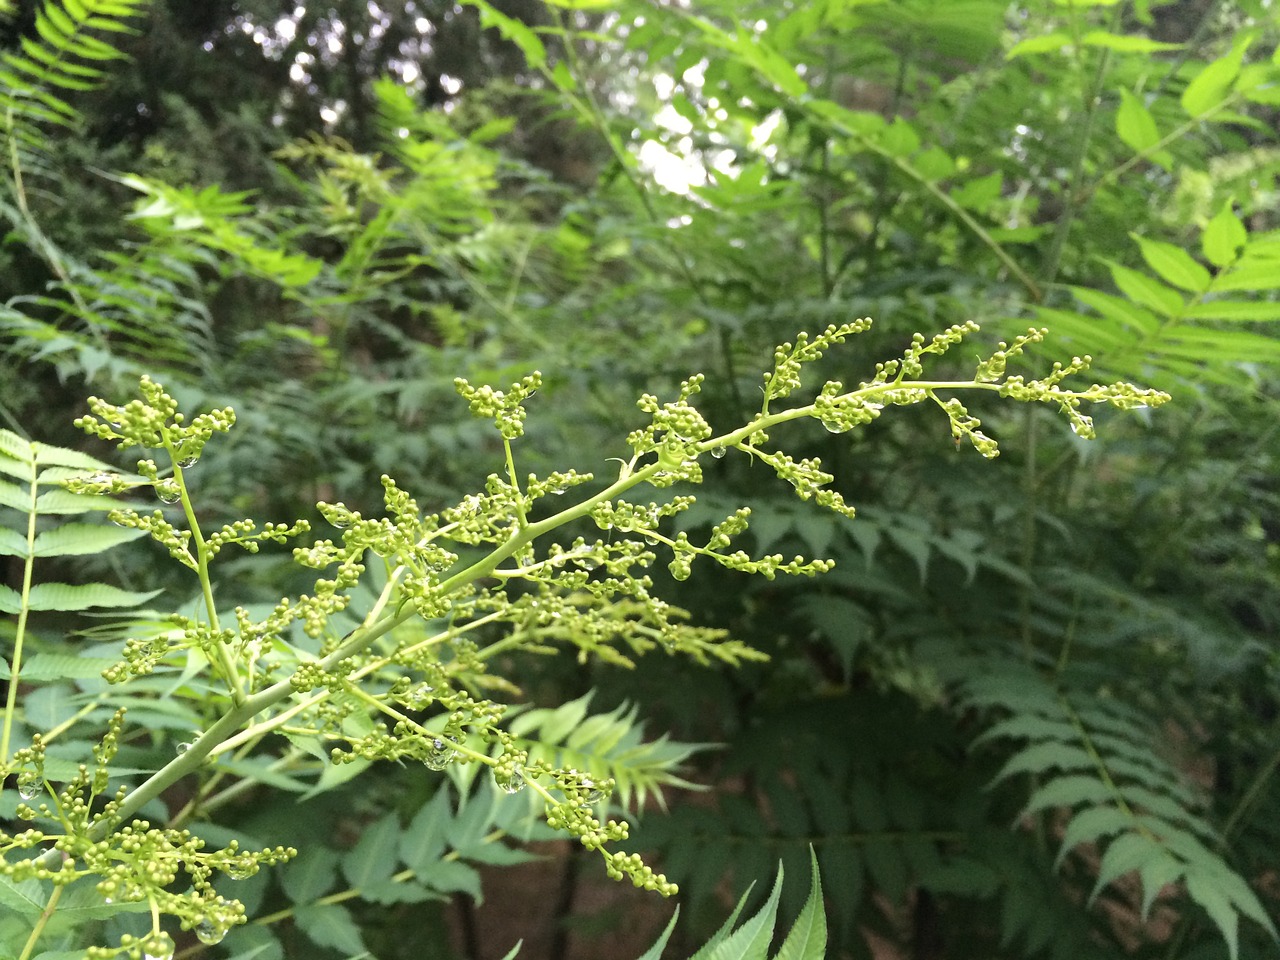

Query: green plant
left=0, top=319, right=1165, bottom=955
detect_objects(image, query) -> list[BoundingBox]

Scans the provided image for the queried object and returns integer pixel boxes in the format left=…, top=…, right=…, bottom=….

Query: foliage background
left=1, top=0, right=1279, bottom=958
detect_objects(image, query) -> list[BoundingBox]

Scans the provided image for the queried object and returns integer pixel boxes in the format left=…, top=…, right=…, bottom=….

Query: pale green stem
left=17, top=881, right=63, bottom=960
left=169, top=451, right=244, bottom=705
left=1, top=455, right=39, bottom=765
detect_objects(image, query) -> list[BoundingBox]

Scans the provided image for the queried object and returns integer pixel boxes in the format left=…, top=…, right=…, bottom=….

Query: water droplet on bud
left=581, top=778, right=605, bottom=804
left=142, top=932, right=175, bottom=960
left=156, top=481, right=181, bottom=504
left=17, top=775, right=40, bottom=801
left=821, top=419, right=843, bottom=434
left=423, top=736, right=458, bottom=771
left=195, top=919, right=227, bottom=945
left=550, top=484, right=568, bottom=496
left=711, top=446, right=727, bottom=459
left=496, top=768, right=526, bottom=794
left=225, top=861, right=255, bottom=880
left=177, top=455, right=199, bottom=469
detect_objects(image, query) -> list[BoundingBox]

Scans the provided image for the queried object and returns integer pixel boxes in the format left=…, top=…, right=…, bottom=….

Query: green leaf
left=0, top=526, right=30, bottom=557
left=1181, top=41, right=1249, bottom=116
left=341, top=812, right=402, bottom=889
left=417, top=858, right=482, bottom=899
left=1183, top=299, right=1280, bottom=321
left=1202, top=202, right=1247, bottom=266
left=465, top=0, right=547, bottom=69
left=992, top=742, right=1095, bottom=784
left=1089, top=833, right=1165, bottom=904
left=1115, top=90, right=1170, bottom=167
left=281, top=848, right=340, bottom=904
left=633, top=907, right=681, bottom=960
left=0, top=479, right=30, bottom=509
left=293, top=902, right=367, bottom=954
left=1108, top=262, right=1184, bottom=316
left=1211, top=262, right=1280, bottom=292
left=31, top=522, right=145, bottom=557
left=32, top=488, right=116, bottom=514
left=11, top=582, right=161, bottom=612
left=950, top=171, right=1003, bottom=214
left=879, top=119, right=920, bottom=158
left=688, top=883, right=757, bottom=960
left=702, top=863, right=783, bottom=960
left=1005, top=32, right=1071, bottom=58
left=1186, top=873, right=1240, bottom=960
left=1055, top=806, right=1132, bottom=866
left=400, top=789, right=451, bottom=875
left=19, top=653, right=118, bottom=680
left=773, top=849, right=826, bottom=960
left=1131, top=235, right=1211, bottom=293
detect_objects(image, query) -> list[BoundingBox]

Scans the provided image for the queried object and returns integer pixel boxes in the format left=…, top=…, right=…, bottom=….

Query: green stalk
left=0, top=452, right=39, bottom=765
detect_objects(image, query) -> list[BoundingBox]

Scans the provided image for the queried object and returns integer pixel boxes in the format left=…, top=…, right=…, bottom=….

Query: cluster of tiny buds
left=605, top=850, right=679, bottom=895
left=454, top=371, right=543, bottom=440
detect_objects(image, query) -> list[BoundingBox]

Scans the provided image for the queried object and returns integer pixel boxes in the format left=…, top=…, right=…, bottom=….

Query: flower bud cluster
left=898, top=322, right=980, bottom=378
left=936, top=397, right=999, bottom=458
left=628, top=375, right=714, bottom=479
left=206, top=517, right=311, bottom=558
left=747, top=448, right=856, bottom=520
left=75, top=375, right=234, bottom=456
left=454, top=371, right=543, bottom=440
left=106, top=508, right=194, bottom=568
left=762, top=319, right=874, bottom=408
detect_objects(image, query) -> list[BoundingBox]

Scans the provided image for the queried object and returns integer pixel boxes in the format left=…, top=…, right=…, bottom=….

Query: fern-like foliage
left=1041, top=210, right=1280, bottom=392
left=504, top=691, right=707, bottom=812
left=0, top=0, right=147, bottom=162
left=0, top=427, right=155, bottom=765
left=965, top=661, right=1278, bottom=960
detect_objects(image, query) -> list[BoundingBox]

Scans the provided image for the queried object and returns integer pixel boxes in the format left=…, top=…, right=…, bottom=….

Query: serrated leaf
left=688, top=882, right=757, bottom=960
left=342, top=812, right=401, bottom=889
left=0, top=479, right=32, bottom=509
left=418, top=858, right=482, bottom=900
left=1108, top=262, right=1184, bottom=316
left=992, top=742, right=1095, bottom=784
left=1211, top=262, right=1280, bottom=292
left=0, top=430, right=35, bottom=464
left=471, top=0, right=547, bottom=68
left=773, top=849, right=826, bottom=960
left=1184, top=299, right=1280, bottom=321
left=0, top=527, right=30, bottom=557
left=702, top=863, right=783, bottom=960
left=1139, top=855, right=1185, bottom=919
left=1055, top=806, right=1132, bottom=867
left=31, top=523, right=145, bottom=556
left=11, top=582, right=161, bottom=612
left=1089, top=833, right=1165, bottom=904
left=1186, top=873, right=1240, bottom=959
left=1131, top=235, right=1211, bottom=292
left=18, top=653, right=119, bottom=680
left=400, top=789, right=451, bottom=875
left=281, top=848, right=340, bottom=904
left=293, top=902, right=366, bottom=954
left=634, top=907, right=681, bottom=960
left=1021, top=775, right=1112, bottom=815
left=32, top=488, right=117, bottom=514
